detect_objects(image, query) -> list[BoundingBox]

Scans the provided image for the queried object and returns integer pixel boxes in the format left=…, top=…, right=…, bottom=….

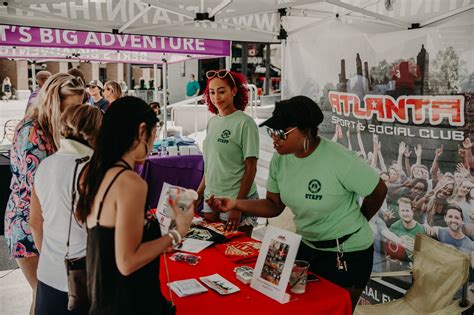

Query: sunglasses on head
left=206, top=69, right=236, bottom=87
left=266, top=127, right=297, bottom=140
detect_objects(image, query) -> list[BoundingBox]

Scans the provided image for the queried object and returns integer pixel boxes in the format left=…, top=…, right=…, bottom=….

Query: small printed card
left=178, top=238, right=213, bottom=253
left=250, top=226, right=302, bottom=304
left=200, top=274, right=240, bottom=295
left=168, top=279, right=208, bottom=297
left=234, top=266, right=254, bottom=284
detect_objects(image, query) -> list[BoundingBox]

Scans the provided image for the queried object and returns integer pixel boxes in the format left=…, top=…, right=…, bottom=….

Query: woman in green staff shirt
left=208, top=95, right=387, bottom=310
left=197, top=69, right=259, bottom=235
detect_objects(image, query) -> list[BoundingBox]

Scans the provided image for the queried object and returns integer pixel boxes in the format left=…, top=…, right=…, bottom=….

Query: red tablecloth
left=159, top=237, right=352, bottom=315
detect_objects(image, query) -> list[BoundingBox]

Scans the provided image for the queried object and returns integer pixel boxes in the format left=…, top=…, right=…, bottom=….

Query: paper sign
left=250, top=226, right=302, bottom=304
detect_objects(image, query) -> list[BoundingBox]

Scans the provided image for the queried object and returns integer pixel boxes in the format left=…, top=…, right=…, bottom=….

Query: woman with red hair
left=197, top=70, right=259, bottom=235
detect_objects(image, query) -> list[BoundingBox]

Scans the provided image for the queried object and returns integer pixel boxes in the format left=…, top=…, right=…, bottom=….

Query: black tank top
left=86, top=163, right=168, bottom=315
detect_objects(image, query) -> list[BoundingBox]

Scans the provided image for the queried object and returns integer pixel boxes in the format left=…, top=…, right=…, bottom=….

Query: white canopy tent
left=1, top=0, right=473, bottom=97
left=1, top=0, right=474, bottom=311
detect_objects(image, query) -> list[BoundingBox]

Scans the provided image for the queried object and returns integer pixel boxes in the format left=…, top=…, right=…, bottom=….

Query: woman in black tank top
left=77, top=97, right=195, bottom=315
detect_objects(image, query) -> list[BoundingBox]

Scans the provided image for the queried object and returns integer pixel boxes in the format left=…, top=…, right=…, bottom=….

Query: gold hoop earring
left=303, top=137, right=309, bottom=152
left=129, top=140, right=150, bottom=162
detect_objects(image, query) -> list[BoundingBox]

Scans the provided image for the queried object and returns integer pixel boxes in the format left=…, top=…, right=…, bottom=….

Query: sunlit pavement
left=0, top=99, right=27, bottom=145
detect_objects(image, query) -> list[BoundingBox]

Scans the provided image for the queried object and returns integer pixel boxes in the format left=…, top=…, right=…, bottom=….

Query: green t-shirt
left=389, top=220, right=426, bottom=240
left=186, top=80, right=200, bottom=97
left=266, top=137, right=380, bottom=252
left=203, top=110, right=259, bottom=200
left=389, top=220, right=426, bottom=261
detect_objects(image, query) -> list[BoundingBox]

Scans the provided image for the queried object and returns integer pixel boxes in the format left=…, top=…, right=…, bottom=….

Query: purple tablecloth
left=137, top=155, right=204, bottom=209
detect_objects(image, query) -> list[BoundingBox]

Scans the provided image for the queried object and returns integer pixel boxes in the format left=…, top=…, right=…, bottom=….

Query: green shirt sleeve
left=266, top=153, right=280, bottom=193
left=341, top=152, right=380, bottom=197
left=241, top=118, right=259, bottom=159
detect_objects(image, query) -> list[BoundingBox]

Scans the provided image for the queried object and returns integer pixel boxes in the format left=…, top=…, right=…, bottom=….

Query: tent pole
left=163, top=60, right=168, bottom=138
left=280, top=39, right=286, bottom=99
left=153, top=63, right=158, bottom=102
left=420, top=4, right=474, bottom=27
left=31, top=61, right=36, bottom=91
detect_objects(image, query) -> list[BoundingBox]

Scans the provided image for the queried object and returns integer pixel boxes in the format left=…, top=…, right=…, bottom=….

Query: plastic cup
left=289, top=260, right=310, bottom=294
left=168, top=187, right=198, bottom=219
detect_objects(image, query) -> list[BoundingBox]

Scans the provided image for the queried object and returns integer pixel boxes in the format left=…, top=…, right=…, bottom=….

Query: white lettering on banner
left=169, top=37, right=181, bottom=50
left=130, top=35, right=141, bottom=48
left=183, top=38, right=193, bottom=51
left=195, top=39, right=205, bottom=51
left=328, top=91, right=465, bottom=126
left=116, top=34, right=129, bottom=47
left=160, top=37, right=167, bottom=49
left=18, top=27, right=32, bottom=43
left=63, top=30, right=78, bottom=45
left=100, top=33, right=115, bottom=46
left=40, top=28, right=54, bottom=44
left=143, top=36, right=156, bottom=49
left=0, top=25, right=8, bottom=41
left=84, top=32, right=100, bottom=45
left=331, top=116, right=465, bottom=141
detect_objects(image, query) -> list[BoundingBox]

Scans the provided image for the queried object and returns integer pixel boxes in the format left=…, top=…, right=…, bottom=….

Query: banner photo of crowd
left=285, top=15, right=473, bottom=303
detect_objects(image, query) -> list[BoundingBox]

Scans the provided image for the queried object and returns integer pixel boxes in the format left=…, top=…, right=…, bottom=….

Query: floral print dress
left=4, top=118, right=54, bottom=258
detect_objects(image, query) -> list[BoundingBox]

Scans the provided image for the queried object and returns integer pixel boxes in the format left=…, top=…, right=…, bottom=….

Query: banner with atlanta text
left=285, top=13, right=473, bottom=305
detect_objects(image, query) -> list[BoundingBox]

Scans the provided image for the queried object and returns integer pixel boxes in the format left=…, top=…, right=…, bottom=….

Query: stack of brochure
left=168, top=279, right=208, bottom=297
left=200, top=274, right=240, bottom=295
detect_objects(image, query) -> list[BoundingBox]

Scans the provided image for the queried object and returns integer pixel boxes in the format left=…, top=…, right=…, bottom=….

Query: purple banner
left=0, top=25, right=230, bottom=56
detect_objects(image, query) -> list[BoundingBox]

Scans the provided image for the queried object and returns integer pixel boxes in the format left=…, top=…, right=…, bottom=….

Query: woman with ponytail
left=4, top=73, right=85, bottom=314
left=77, top=96, right=194, bottom=315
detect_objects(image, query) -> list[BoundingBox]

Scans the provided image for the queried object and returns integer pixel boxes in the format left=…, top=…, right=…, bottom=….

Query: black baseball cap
left=259, top=95, right=324, bottom=130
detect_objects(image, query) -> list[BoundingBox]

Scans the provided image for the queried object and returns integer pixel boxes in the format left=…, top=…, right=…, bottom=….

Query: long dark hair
left=203, top=70, right=249, bottom=114
left=77, top=96, right=158, bottom=222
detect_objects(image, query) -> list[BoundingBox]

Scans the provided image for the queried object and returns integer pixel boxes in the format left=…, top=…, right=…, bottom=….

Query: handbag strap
left=65, top=156, right=90, bottom=259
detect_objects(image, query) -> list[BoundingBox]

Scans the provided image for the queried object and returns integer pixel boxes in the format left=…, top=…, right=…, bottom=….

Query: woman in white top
left=29, top=104, right=102, bottom=315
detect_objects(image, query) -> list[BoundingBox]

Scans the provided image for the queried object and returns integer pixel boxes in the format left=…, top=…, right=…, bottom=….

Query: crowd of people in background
left=331, top=124, right=474, bottom=267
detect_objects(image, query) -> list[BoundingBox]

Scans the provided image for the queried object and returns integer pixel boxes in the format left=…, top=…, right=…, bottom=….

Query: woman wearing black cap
left=208, top=95, right=387, bottom=310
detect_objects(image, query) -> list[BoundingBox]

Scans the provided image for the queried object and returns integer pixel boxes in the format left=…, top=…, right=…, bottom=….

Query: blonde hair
left=104, top=80, right=122, bottom=103
left=60, top=104, right=102, bottom=148
left=27, top=73, right=85, bottom=150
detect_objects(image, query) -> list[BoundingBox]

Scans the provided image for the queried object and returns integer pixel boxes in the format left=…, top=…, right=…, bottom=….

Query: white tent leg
left=153, top=63, right=158, bottom=102
left=31, top=61, right=36, bottom=91
left=281, top=39, right=286, bottom=99
left=163, top=60, right=168, bottom=137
